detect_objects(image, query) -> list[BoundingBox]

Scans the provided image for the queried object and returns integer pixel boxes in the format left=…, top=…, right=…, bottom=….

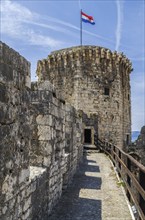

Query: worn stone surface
left=49, top=152, right=133, bottom=220
left=131, top=125, right=145, bottom=166
left=135, top=126, right=145, bottom=148
left=0, top=42, right=31, bottom=219
left=0, top=42, right=134, bottom=220
left=0, top=42, right=83, bottom=220
left=30, top=81, right=83, bottom=218
left=37, top=46, right=132, bottom=148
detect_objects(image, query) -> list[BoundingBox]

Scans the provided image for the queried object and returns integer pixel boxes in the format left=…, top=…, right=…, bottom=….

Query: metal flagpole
left=80, top=9, right=82, bottom=46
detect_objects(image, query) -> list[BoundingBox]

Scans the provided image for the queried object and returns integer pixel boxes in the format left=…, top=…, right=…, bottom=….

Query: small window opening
left=104, top=87, right=110, bottom=96
left=126, top=134, right=130, bottom=145
left=84, top=129, right=91, bottom=144
left=52, top=92, right=56, bottom=98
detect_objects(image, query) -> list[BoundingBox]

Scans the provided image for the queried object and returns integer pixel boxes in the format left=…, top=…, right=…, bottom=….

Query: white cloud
left=1, top=0, right=33, bottom=21
left=115, top=0, right=124, bottom=51
left=28, top=31, right=61, bottom=48
left=25, top=20, right=79, bottom=39
left=1, top=0, right=116, bottom=48
left=43, top=16, right=115, bottom=44
left=1, top=0, right=63, bottom=48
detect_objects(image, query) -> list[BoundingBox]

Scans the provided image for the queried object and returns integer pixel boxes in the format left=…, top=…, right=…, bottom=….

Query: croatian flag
left=81, top=11, right=95, bottom=25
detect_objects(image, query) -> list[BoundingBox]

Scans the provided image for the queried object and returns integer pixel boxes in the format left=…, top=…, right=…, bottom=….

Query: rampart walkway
left=49, top=151, right=133, bottom=220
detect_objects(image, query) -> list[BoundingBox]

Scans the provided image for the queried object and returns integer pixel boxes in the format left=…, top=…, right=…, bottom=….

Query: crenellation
left=0, top=42, right=83, bottom=220
left=0, top=42, right=133, bottom=219
left=37, top=46, right=132, bottom=148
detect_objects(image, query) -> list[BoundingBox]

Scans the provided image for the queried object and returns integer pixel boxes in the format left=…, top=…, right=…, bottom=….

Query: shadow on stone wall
left=0, top=42, right=83, bottom=220
left=48, top=152, right=102, bottom=220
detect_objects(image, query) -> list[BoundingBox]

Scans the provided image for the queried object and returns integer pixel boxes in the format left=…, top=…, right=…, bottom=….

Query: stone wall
left=36, top=46, right=132, bottom=148
left=0, top=42, right=83, bottom=220
left=134, top=126, right=145, bottom=166
left=0, top=42, right=31, bottom=219
left=30, top=81, right=65, bottom=168
left=30, top=81, right=83, bottom=217
left=64, top=103, right=83, bottom=187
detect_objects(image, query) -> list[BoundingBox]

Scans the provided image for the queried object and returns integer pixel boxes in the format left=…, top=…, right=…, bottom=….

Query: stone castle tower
left=36, top=46, right=132, bottom=148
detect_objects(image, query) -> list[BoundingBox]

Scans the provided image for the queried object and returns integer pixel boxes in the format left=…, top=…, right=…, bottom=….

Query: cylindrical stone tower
left=36, top=46, right=133, bottom=148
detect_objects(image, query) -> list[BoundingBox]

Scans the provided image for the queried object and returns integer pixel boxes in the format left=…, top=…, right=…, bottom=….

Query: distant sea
left=132, top=131, right=140, bottom=142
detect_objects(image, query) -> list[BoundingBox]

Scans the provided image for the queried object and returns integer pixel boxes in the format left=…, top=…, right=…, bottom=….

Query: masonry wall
left=30, top=81, right=66, bottom=168
left=37, top=46, right=132, bottom=148
left=30, top=81, right=83, bottom=218
left=0, top=42, right=83, bottom=220
left=121, top=68, right=132, bottom=147
left=64, top=103, right=83, bottom=187
left=134, top=126, right=145, bottom=166
left=0, top=42, right=31, bottom=219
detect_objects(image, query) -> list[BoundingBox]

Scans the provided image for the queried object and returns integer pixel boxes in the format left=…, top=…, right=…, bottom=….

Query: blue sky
left=1, top=0, right=145, bottom=131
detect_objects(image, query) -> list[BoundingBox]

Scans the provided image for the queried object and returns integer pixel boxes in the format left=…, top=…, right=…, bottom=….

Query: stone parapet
left=30, top=80, right=66, bottom=167
left=0, top=42, right=31, bottom=219
left=30, top=81, right=83, bottom=217
left=37, top=46, right=132, bottom=82
left=0, top=42, right=83, bottom=220
left=0, top=42, right=31, bottom=191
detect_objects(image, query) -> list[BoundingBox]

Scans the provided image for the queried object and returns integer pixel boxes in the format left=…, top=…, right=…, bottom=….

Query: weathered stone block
left=39, top=141, right=53, bottom=155
left=0, top=63, right=13, bottom=82
left=43, top=156, right=51, bottom=167
left=0, top=125, right=11, bottom=142
left=37, top=125, right=51, bottom=141
left=31, top=103, right=50, bottom=114
left=1, top=174, right=17, bottom=201
left=21, top=90, right=30, bottom=103
left=0, top=83, right=9, bottom=103
left=0, top=104, right=18, bottom=124
left=36, top=115, right=53, bottom=126
left=18, top=169, right=29, bottom=185
left=40, top=90, right=52, bottom=103
left=31, top=91, right=40, bottom=102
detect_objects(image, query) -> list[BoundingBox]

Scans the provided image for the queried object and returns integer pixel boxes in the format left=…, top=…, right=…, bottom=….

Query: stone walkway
left=49, top=152, right=133, bottom=220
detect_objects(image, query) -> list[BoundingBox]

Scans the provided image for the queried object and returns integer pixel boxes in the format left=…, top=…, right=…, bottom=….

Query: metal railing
left=97, top=139, right=145, bottom=220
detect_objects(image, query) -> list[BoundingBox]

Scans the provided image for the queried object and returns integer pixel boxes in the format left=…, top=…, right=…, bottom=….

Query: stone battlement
left=0, top=42, right=30, bottom=88
left=37, top=46, right=132, bottom=82
left=0, top=41, right=132, bottom=220
left=36, top=45, right=132, bottom=148
left=0, top=42, right=83, bottom=220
